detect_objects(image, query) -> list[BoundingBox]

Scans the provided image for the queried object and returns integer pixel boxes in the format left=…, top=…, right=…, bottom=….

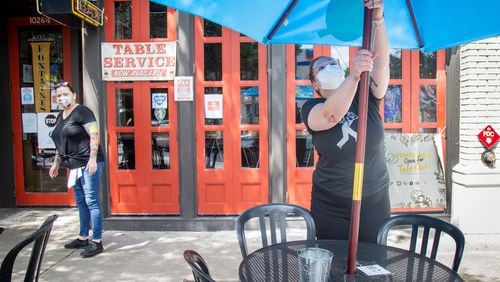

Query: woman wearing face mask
left=300, top=0, right=390, bottom=243
left=49, top=82, right=105, bottom=257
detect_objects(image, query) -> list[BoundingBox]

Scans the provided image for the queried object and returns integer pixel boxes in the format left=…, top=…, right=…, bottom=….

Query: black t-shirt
left=51, top=105, right=104, bottom=169
left=301, top=89, right=389, bottom=198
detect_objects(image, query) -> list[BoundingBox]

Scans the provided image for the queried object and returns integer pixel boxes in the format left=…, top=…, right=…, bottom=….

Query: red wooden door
left=194, top=18, right=269, bottom=214
left=105, top=0, right=179, bottom=214
left=9, top=16, right=75, bottom=206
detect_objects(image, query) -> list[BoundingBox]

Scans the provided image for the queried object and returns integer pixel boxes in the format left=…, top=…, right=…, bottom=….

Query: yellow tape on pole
left=352, top=163, right=364, bottom=201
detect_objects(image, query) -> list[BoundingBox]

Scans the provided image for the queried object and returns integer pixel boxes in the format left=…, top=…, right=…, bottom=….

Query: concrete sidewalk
left=1, top=208, right=499, bottom=282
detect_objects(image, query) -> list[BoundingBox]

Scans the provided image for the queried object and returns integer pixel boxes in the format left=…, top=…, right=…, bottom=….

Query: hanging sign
left=385, top=133, right=446, bottom=212
left=174, top=76, right=194, bottom=101
left=478, top=125, right=499, bottom=149
left=30, top=40, right=52, bottom=112
left=101, top=42, right=177, bottom=81
left=72, top=0, right=104, bottom=27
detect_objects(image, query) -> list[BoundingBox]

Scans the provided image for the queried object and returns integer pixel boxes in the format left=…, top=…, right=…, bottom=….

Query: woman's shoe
left=64, top=238, right=89, bottom=249
left=80, top=241, right=103, bottom=257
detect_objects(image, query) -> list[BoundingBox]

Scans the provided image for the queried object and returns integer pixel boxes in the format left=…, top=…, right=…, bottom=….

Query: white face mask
left=316, top=64, right=345, bottom=90
left=57, top=95, right=75, bottom=109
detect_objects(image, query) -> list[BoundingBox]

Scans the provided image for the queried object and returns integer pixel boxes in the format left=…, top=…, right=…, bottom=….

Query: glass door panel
left=18, top=27, right=66, bottom=193
left=9, top=17, right=74, bottom=205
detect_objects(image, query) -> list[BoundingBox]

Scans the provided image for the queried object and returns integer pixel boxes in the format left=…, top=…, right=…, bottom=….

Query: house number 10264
left=29, top=17, right=52, bottom=25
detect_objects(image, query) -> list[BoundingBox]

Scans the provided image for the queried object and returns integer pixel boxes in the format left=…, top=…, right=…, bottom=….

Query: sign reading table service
left=478, top=125, right=499, bottom=149
left=101, top=42, right=176, bottom=81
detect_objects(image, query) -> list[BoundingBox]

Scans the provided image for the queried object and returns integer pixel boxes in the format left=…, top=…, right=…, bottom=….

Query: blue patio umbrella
left=152, top=0, right=500, bottom=275
left=151, top=0, right=500, bottom=52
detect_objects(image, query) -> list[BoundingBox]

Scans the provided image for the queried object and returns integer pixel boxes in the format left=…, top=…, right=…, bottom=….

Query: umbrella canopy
left=151, top=0, right=500, bottom=52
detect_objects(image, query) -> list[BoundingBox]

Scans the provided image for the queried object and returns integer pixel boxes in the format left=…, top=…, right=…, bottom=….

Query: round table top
left=239, top=240, right=463, bottom=281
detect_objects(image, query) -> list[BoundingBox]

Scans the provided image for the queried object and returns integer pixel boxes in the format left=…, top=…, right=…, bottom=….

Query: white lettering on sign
left=478, top=125, right=499, bottom=149
left=101, top=42, right=177, bottom=81
left=29, top=17, right=52, bottom=25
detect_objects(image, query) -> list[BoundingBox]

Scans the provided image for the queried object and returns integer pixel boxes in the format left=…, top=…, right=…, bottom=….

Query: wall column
left=177, top=11, right=196, bottom=219
left=451, top=37, right=500, bottom=233
left=268, top=45, right=287, bottom=203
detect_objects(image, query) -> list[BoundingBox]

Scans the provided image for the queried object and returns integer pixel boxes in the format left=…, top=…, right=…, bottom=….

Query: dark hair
left=309, top=56, right=328, bottom=96
left=309, top=56, right=340, bottom=97
left=309, top=57, right=323, bottom=85
left=54, top=81, right=75, bottom=93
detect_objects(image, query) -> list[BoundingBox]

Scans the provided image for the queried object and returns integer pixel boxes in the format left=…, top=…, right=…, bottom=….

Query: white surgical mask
left=57, top=95, right=75, bottom=109
left=317, top=64, right=345, bottom=90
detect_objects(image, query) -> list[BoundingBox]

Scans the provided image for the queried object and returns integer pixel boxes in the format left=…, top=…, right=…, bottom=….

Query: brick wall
left=459, top=37, right=500, bottom=166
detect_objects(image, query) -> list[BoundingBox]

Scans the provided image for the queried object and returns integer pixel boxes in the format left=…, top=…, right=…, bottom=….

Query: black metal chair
left=376, top=214, right=465, bottom=272
left=0, top=214, right=58, bottom=282
left=236, top=203, right=316, bottom=258
left=183, top=250, right=215, bottom=282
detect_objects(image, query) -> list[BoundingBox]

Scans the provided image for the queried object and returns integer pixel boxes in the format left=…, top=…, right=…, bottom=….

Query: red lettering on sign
left=103, top=57, right=112, bottom=68
left=112, top=44, right=123, bottom=54
left=156, top=43, right=166, bottom=54
left=125, top=58, right=136, bottom=67
left=123, top=45, right=133, bottom=55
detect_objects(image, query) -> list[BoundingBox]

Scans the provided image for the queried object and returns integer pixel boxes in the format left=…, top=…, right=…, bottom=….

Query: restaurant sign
left=36, top=0, right=103, bottom=28
left=101, top=42, right=177, bottom=81
left=72, top=0, right=103, bottom=27
left=385, top=133, right=446, bottom=213
left=30, top=40, right=52, bottom=113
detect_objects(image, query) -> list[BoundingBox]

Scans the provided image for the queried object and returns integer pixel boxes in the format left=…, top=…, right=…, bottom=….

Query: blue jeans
left=72, top=162, right=104, bottom=240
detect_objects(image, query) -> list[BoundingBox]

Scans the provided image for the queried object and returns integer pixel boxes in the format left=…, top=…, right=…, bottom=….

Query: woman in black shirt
left=300, top=0, right=390, bottom=243
left=49, top=82, right=105, bottom=257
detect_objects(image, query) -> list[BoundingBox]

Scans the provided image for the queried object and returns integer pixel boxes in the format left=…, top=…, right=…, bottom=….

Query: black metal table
left=239, top=240, right=463, bottom=281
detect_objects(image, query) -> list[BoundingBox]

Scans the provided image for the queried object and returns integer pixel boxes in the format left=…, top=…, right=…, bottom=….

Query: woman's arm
left=369, top=0, right=390, bottom=99
left=49, top=151, right=61, bottom=179
left=83, top=121, right=99, bottom=175
left=307, top=75, right=361, bottom=131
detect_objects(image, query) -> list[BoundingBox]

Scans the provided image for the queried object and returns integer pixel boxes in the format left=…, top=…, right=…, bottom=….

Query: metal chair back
left=0, top=214, right=58, bottom=282
left=236, top=203, right=316, bottom=258
left=183, top=250, right=216, bottom=282
left=376, top=214, right=465, bottom=272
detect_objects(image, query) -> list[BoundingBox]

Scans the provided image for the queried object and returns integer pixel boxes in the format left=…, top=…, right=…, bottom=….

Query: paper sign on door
left=204, top=94, right=223, bottom=119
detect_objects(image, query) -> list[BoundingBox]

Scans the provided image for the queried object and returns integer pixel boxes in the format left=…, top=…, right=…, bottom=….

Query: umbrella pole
left=346, top=7, right=374, bottom=275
